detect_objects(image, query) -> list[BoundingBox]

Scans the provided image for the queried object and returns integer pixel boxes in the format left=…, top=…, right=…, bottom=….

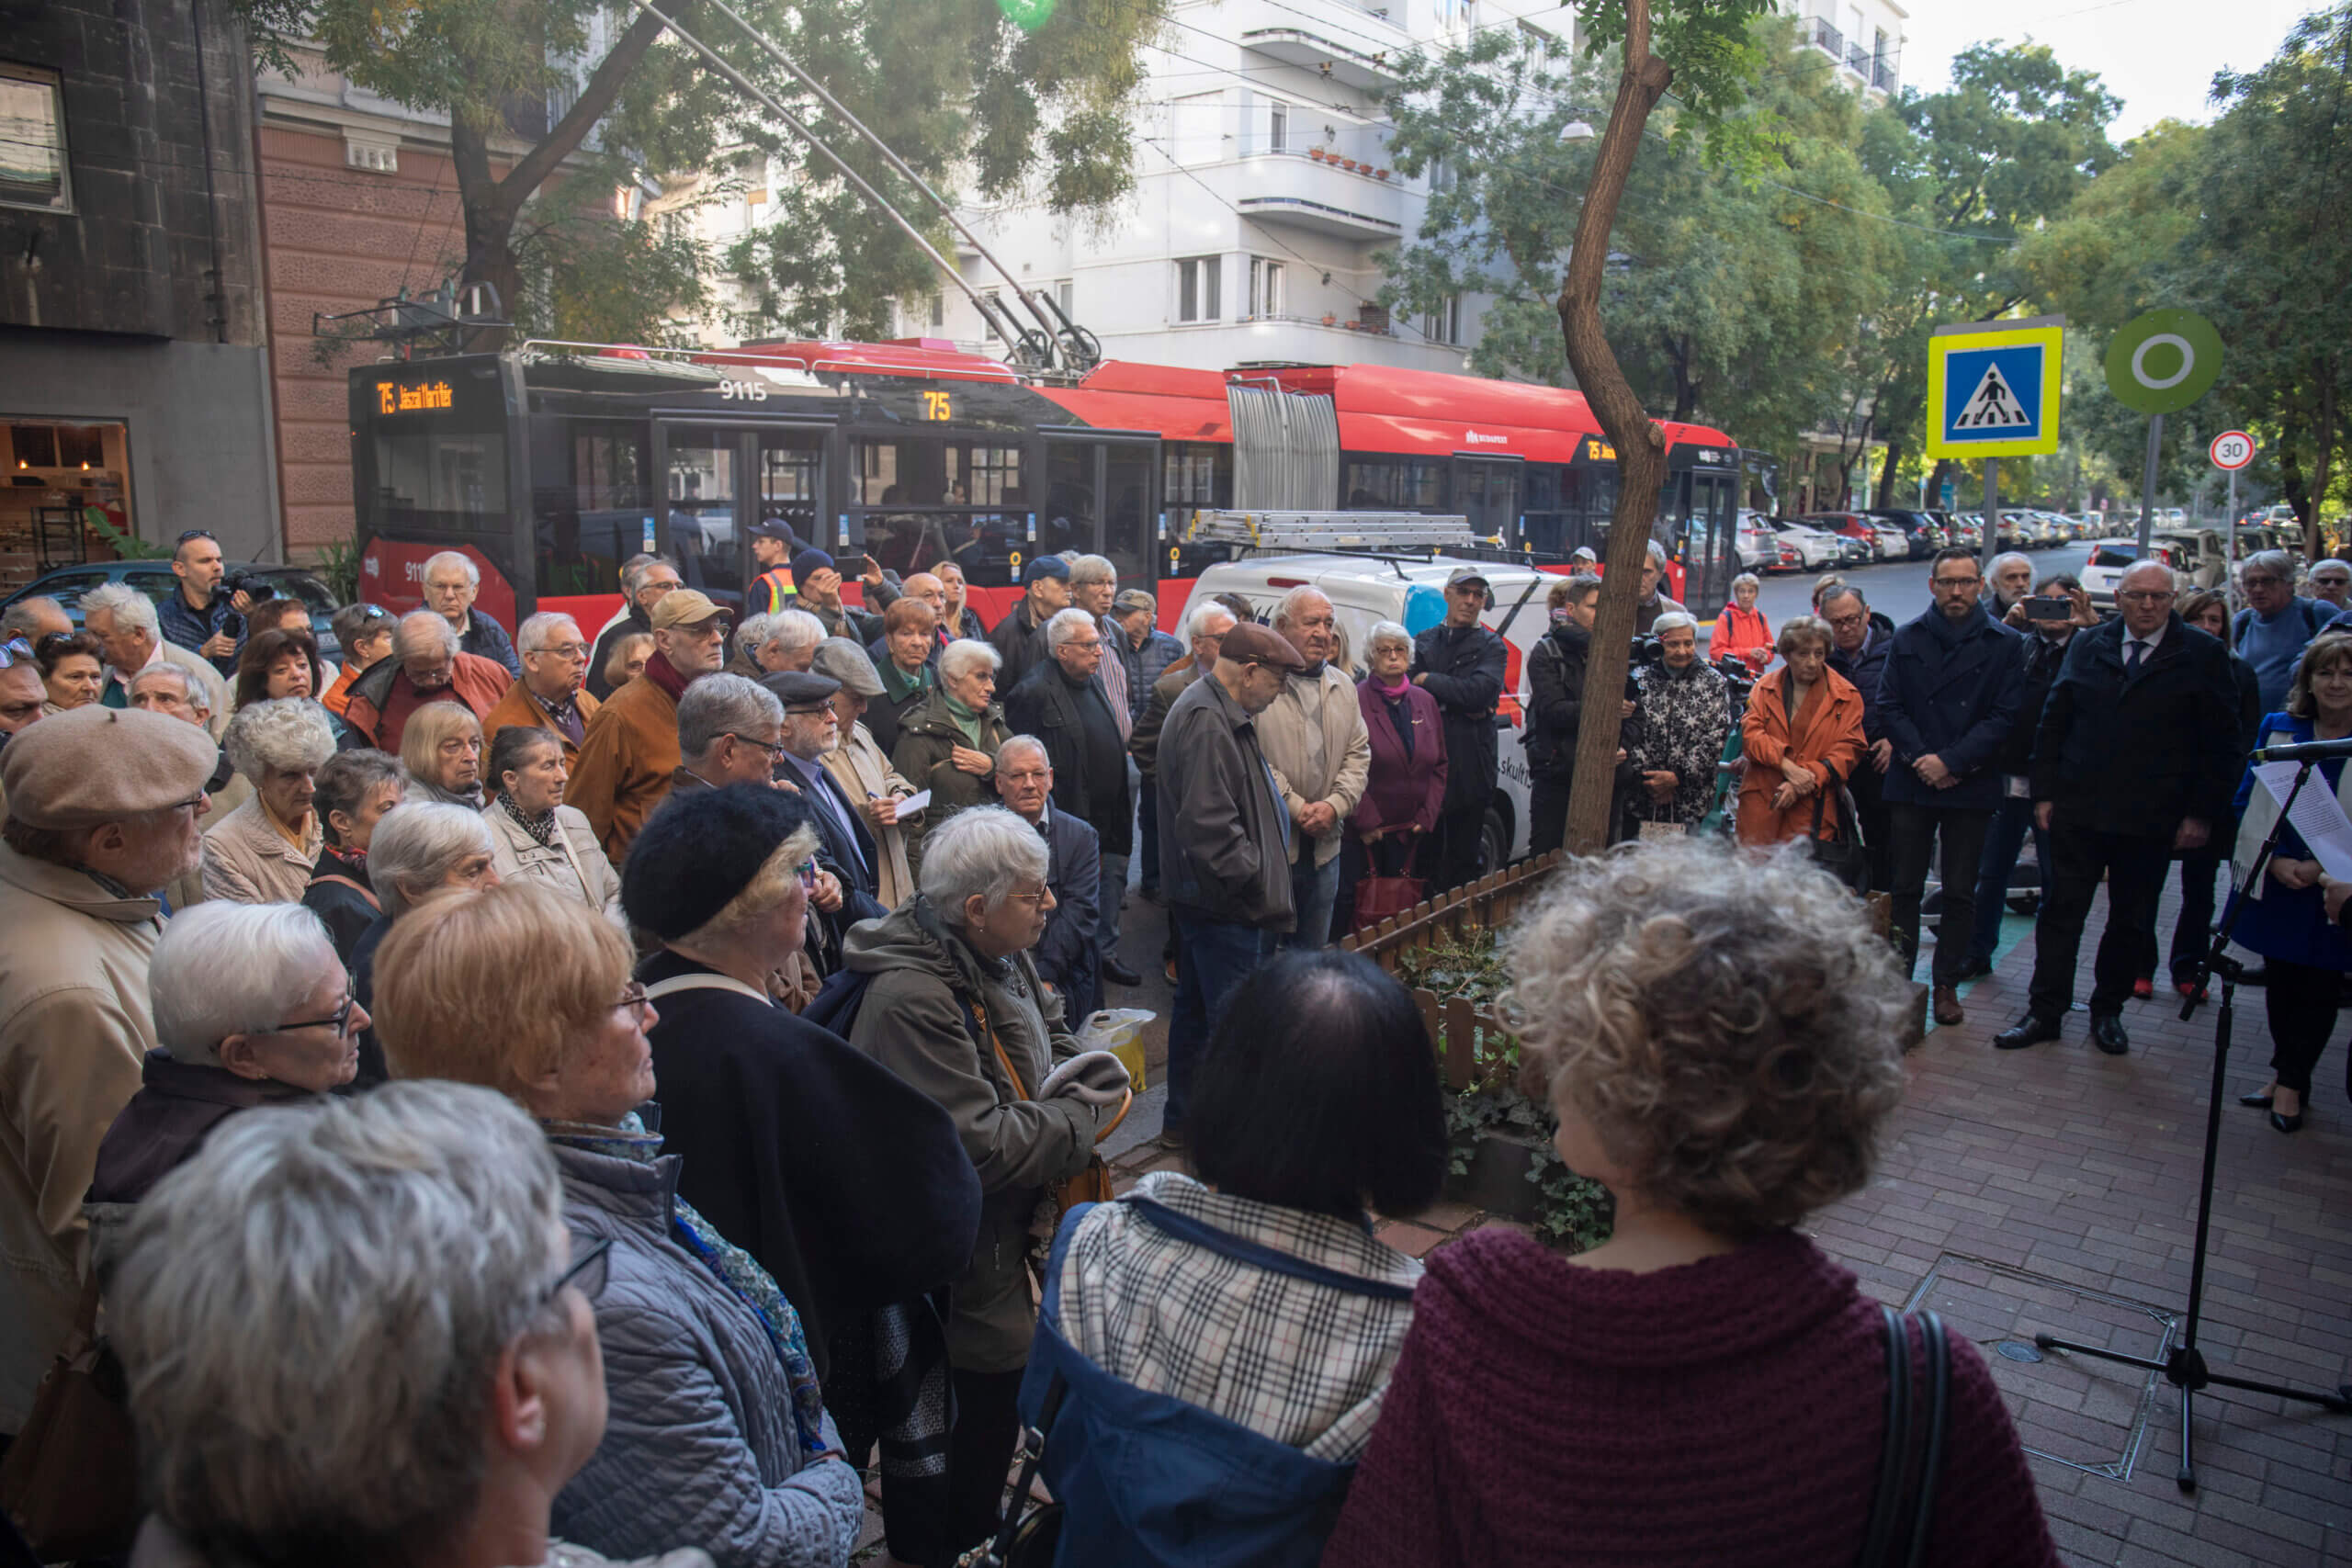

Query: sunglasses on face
left=175, top=529, right=218, bottom=545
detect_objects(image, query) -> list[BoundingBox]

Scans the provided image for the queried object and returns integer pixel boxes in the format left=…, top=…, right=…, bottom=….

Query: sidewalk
left=857, top=877, right=2352, bottom=1564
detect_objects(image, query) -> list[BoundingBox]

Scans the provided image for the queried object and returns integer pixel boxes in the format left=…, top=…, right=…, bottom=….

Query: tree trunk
left=1874, top=436, right=1905, bottom=509
left=2310, top=365, right=2337, bottom=561
left=1555, top=0, right=1674, bottom=857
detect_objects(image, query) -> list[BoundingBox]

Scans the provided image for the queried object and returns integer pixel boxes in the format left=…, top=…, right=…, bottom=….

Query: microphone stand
left=2034, top=757, right=2352, bottom=1492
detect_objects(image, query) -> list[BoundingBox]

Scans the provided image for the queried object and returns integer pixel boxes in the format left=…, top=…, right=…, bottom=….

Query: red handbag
left=1352, top=831, right=1427, bottom=932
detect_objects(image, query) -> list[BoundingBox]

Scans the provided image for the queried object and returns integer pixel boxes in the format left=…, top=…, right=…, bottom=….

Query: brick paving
left=854, top=875, right=2352, bottom=1564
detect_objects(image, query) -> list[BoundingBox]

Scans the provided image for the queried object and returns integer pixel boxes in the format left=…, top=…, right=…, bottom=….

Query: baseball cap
left=1113, top=589, right=1158, bottom=617
left=1444, top=567, right=1492, bottom=592
left=1025, top=556, right=1072, bottom=584
left=1218, top=621, right=1308, bottom=673
left=650, top=589, right=729, bottom=631
left=749, top=517, right=798, bottom=543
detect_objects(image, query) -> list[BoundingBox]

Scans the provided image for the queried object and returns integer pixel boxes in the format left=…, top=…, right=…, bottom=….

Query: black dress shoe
left=2238, top=1090, right=2277, bottom=1109
left=1956, top=956, right=1996, bottom=982
left=1101, top=956, right=1143, bottom=987
left=1995, top=1014, right=2063, bottom=1051
left=2270, top=1110, right=2304, bottom=1134
left=2090, top=1012, right=2130, bottom=1055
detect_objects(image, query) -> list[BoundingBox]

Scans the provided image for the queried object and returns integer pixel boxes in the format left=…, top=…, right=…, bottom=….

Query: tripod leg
left=2177, top=1384, right=2195, bottom=1494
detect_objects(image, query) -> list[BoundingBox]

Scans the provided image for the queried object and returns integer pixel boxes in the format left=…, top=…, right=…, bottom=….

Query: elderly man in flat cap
left=811, top=640, right=922, bottom=910
left=1157, top=619, right=1307, bottom=1144
left=571, top=587, right=730, bottom=862
left=0, top=705, right=218, bottom=1435
left=765, top=669, right=885, bottom=922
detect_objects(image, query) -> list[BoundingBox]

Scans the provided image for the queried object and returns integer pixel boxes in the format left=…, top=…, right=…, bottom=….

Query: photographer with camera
left=158, top=530, right=262, bottom=678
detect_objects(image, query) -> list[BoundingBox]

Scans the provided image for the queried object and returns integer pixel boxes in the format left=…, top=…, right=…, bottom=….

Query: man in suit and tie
left=1996, top=560, right=2244, bottom=1056
left=995, top=733, right=1102, bottom=1022
left=763, top=671, right=886, bottom=918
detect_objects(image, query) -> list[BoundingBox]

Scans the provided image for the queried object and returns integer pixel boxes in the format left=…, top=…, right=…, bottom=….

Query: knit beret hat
left=2, top=705, right=220, bottom=830
left=621, top=784, right=819, bottom=941
left=790, top=547, right=837, bottom=585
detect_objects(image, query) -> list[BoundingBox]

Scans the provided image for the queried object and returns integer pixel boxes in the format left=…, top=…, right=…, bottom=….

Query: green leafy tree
left=1852, top=43, right=2120, bottom=506
left=238, top=0, right=1163, bottom=344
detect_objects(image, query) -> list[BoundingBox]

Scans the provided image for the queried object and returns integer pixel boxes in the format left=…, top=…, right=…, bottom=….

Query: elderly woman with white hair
left=1714, top=570, right=1774, bottom=673
left=1627, top=609, right=1734, bottom=826
left=201, top=697, right=339, bottom=904
left=892, top=637, right=1012, bottom=861
left=346, top=801, right=502, bottom=1085
left=85, top=901, right=367, bottom=1268
left=842, top=805, right=1126, bottom=1552
left=401, top=699, right=487, bottom=808
left=106, top=1080, right=703, bottom=1568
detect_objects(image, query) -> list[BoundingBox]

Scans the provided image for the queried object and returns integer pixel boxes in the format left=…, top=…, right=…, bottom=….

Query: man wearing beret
left=989, top=556, right=1071, bottom=691
left=571, top=588, right=730, bottom=862
left=0, top=705, right=218, bottom=1434
left=1157, top=620, right=1306, bottom=1142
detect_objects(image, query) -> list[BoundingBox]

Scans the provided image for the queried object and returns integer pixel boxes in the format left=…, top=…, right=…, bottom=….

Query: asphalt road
left=1735, top=543, right=2096, bottom=642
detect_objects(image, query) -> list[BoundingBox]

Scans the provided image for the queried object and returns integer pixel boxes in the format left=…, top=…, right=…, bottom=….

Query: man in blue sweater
left=2232, top=549, right=2330, bottom=712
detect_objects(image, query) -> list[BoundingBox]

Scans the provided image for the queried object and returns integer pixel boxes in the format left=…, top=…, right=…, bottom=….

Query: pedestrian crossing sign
left=1926, top=315, right=2064, bottom=458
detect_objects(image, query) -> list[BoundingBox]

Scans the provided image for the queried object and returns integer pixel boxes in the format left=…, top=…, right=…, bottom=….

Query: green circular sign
left=997, top=0, right=1053, bottom=28
left=2104, top=309, right=2224, bottom=415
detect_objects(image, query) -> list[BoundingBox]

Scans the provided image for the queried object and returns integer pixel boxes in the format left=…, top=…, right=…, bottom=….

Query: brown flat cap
left=650, top=589, right=729, bottom=631
left=1218, top=620, right=1308, bottom=673
left=3, top=705, right=220, bottom=830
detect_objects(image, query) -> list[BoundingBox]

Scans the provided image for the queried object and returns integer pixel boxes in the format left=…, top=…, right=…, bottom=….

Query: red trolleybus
left=347, top=340, right=1742, bottom=633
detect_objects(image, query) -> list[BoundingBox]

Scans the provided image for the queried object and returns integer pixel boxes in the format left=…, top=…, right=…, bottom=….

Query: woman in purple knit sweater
left=1324, top=840, right=2060, bottom=1568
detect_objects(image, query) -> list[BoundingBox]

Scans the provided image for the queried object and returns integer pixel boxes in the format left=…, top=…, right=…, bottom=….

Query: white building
left=1786, top=0, right=1906, bottom=98
left=909, top=0, right=1586, bottom=374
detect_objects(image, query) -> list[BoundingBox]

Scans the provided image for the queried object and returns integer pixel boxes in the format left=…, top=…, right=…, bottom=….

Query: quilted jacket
left=548, top=1140, right=865, bottom=1568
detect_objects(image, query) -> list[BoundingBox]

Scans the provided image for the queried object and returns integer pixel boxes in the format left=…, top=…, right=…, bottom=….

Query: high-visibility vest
left=753, top=565, right=797, bottom=614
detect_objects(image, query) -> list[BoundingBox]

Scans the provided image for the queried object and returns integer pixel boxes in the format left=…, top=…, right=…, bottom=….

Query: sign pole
left=1981, top=459, right=1999, bottom=574
left=2136, top=413, right=2164, bottom=555
left=2226, top=468, right=2240, bottom=604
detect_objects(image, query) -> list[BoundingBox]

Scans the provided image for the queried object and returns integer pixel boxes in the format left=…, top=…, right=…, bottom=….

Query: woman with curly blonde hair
left=1323, top=840, right=2059, bottom=1568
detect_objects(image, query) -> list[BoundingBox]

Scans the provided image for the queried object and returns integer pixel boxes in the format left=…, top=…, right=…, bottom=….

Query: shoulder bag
left=0, top=1275, right=138, bottom=1560
left=1800, top=764, right=1872, bottom=895
left=1855, top=1306, right=1951, bottom=1568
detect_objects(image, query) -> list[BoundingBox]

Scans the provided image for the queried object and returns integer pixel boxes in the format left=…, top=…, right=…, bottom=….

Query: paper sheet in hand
left=896, top=789, right=932, bottom=814
left=2254, top=761, right=2352, bottom=880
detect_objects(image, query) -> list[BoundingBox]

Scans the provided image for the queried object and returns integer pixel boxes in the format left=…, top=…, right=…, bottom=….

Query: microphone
left=2249, top=737, right=2352, bottom=763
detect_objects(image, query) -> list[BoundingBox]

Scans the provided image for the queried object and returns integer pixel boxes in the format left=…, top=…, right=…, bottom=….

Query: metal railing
left=1811, top=17, right=1843, bottom=57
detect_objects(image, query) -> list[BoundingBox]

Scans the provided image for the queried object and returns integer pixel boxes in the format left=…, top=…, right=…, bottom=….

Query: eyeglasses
left=537, top=642, right=592, bottom=660
left=614, top=980, right=651, bottom=1021
left=2118, top=590, right=2177, bottom=604
left=795, top=858, right=820, bottom=887
left=726, top=732, right=788, bottom=758
left=276, top=994, right=356, bottom=1036
left=541, top=1236, right=612, bottom=1307
left=0, top=637, right=30, bottom=669
left=1005, top=886, right=1053, bottom=906
left=1931, top=576, right=1981, bottom=588
left=175, top=529, right=218, bottom=545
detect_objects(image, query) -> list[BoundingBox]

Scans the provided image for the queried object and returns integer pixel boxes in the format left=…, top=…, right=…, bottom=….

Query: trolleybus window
left=371, top=430, right=508, bottom=534
left=1342, top=457, right=1443, bottom=512
left=532, top=421, right=648, bottom=601
left=854, top=436, right=1030, bottom=589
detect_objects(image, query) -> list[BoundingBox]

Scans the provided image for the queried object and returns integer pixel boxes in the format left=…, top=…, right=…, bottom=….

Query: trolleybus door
left=1453, top=455, right=1523, bottom=546
left=1044, top=434, right=1162, bottom=585
left=654, top=423, right=758, bottom=615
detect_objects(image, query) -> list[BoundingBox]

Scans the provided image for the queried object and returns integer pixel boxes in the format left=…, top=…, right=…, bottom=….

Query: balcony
left=1241, top=11, right=1407, bottom=93
left=1233, top=150, right=1405, bottom=241
left=1810, top=17, right=1843, bottom=58
left=1846, top=42, right=1870, bottom=74
left=1871, top=57, right=1897, bottom=92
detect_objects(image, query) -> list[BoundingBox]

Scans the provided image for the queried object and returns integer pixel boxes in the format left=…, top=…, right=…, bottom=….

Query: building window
left=1176, top=256, right=1220, bottom=323
left=931, top=292, right=945, bottom=328
left=0, top=65, right=71, bottom=212
left=1248, top=257, right=1284, bottom=319
left=1422, top=295, right=1462, bottom=345
left=1055, top=278, right=1074, bottom=319
left=980, top=288, right=1001, bottom=340
left=1267, top=100, right=1288, bottom=155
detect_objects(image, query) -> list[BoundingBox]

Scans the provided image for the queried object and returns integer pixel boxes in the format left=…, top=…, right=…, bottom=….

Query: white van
left=1177, top=552, right=1565, bottom=868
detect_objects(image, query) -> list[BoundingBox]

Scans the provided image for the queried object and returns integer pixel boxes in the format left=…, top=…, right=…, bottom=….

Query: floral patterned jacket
left=1630, top=659, right=1733, bottom=822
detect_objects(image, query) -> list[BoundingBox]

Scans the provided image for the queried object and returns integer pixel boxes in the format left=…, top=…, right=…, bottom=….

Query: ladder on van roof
left=1182, top=509, right=1487, bottom=553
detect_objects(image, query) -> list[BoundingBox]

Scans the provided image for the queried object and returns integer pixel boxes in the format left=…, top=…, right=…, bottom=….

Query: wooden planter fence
left=1340, top=852, right=1563, bottom=1092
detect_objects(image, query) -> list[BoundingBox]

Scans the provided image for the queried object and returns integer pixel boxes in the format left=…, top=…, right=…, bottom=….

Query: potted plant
left=1340, top=158, right=1360, bottom=172
left=1375, top=167, right=1391, bottom=180
left=1308, top=147, right=1327, bottom=162
left=1321, top=312, right=1337, bottom=326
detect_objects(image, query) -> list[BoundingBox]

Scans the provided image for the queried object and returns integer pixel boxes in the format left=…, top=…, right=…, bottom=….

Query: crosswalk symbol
left=1956, top=363, right=2032, bottom=429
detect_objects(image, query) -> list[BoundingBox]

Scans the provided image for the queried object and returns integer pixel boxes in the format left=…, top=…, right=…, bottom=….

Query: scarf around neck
left=641, top=649, right=692, bottom=704
left=498, top=792, right=559, bottom=848
left=541, top=1113, right=827, bottom=1459
left=942, top=690, right=985, bottom=746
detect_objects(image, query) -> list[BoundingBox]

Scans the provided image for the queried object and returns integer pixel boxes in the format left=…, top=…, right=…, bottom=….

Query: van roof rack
left=1182, top=510, right=1487, bottom=552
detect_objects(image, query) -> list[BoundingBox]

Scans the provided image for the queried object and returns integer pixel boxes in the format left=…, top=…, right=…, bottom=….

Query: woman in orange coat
left=1713, top=572, right=1774, bottom=674
left=1737, top=615, right=1867, bottom=847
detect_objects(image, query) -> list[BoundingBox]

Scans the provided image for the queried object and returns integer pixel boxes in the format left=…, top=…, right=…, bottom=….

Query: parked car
left=1769, top=517, right=1845, bottom=570
left=2081, top=538, right=2184, bottom=613
left=1802, top=513, right=1900, bottom=562
left=1735, top=511, right=1781, bottom=571
left=0, top=560, right=345, bottom=664
left=1866, top=509, right=1947, bottom=558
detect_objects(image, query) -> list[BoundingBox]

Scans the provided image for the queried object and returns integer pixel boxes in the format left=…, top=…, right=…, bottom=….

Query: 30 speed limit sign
left=2211, top=430, right=2255, bottom=470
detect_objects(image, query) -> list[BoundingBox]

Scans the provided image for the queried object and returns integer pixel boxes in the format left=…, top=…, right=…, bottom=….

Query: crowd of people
left=9, top=517, right=2347, bottom=1567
